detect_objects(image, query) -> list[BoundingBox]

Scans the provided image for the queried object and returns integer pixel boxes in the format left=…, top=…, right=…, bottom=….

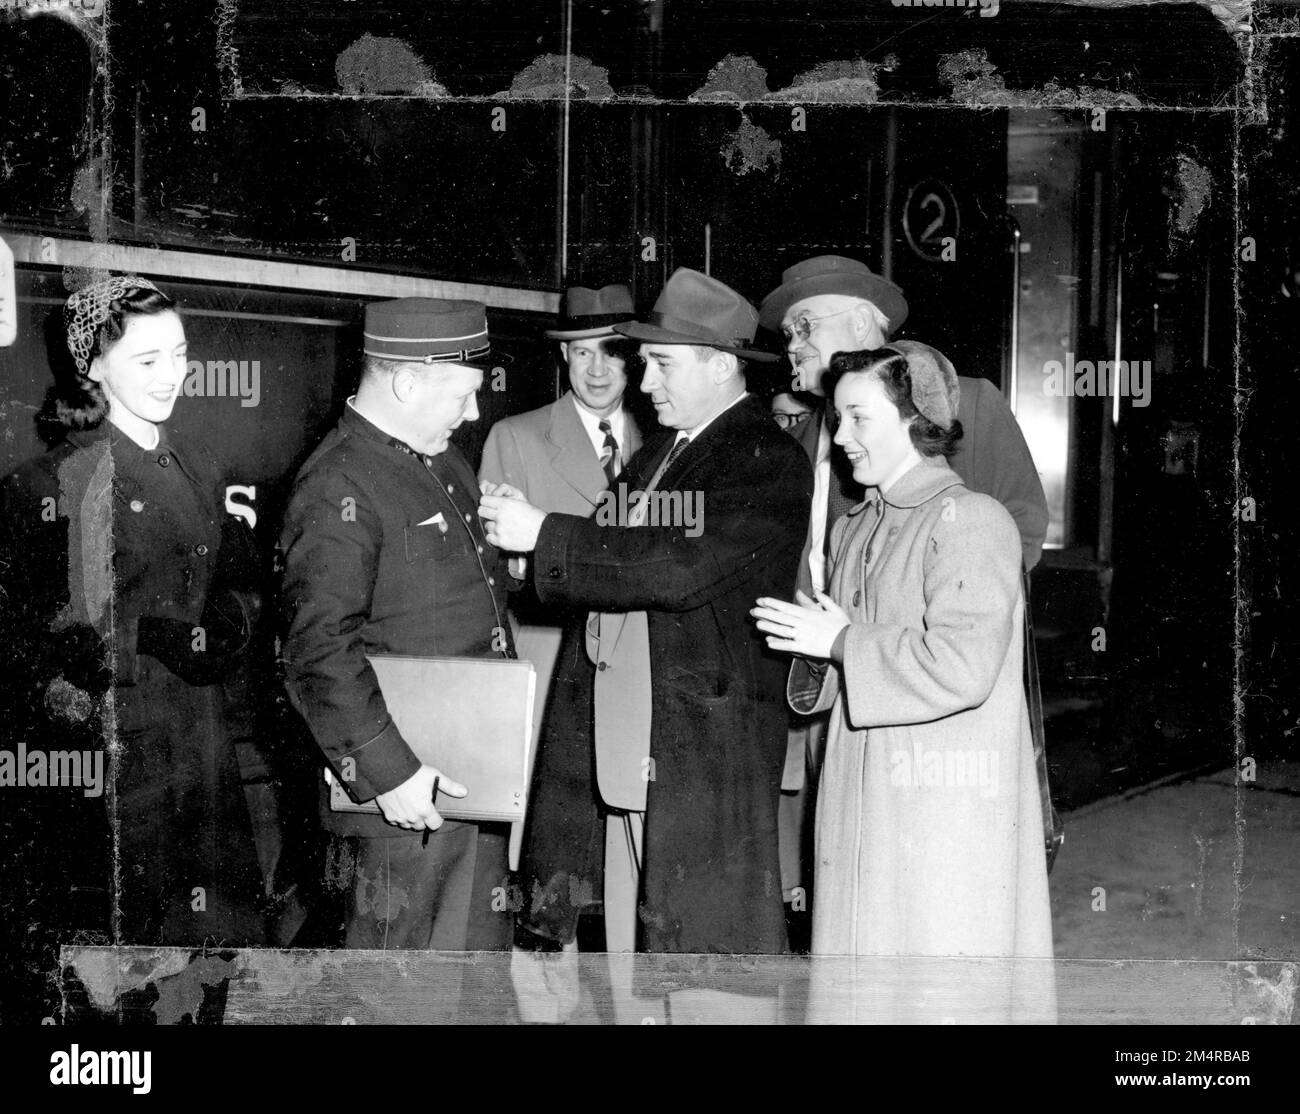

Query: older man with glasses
left=759, top=254, right=1050, bottom=929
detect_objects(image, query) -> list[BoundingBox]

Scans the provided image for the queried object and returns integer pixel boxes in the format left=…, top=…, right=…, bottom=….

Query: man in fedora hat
left=280, top=297, right=515, bottom=952
left=760, top=255, right=1048, bottom=572
left=478, top=285, right=644, bottom=823
left=480, top=269, right=811, bottom=961
left=758, top=255, right=1049, bottom=916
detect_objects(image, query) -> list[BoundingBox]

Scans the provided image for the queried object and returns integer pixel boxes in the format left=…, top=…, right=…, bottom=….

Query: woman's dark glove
left=137, top=588, right=260, bottom=686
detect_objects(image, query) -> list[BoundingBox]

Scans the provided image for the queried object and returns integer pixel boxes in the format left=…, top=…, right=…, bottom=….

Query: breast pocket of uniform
left=404, top=520, right=472, bottom=563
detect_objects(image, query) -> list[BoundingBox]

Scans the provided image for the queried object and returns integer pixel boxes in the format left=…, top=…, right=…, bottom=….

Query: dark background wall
left=0, top=0, right=1261, bottom=808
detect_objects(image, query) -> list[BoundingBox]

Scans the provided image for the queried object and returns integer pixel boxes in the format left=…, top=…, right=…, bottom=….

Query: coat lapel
left=792, top=401, right=823, bottom=464
left=651, top=394, right=766, bottom=490
left=623, top=411, right=643, bottom=462
left=545, top=394, right=606, bottom=510
left=587, top=405, right=716, bottom=812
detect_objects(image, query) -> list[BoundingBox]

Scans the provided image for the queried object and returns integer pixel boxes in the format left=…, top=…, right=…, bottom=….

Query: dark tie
left=629, top=436, right=690, bottom=527
left=661, top=435, right=690, bottom=474
left=598, top=419, right=620, bottom=485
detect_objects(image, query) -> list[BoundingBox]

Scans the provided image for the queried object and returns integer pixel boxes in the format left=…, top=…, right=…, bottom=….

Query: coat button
left=852, top=590, right=861, bottom=606
left=194, top=544, right=209, bottom=556
left=488, top=576, right=496, bottom=586
left=477, top=544, right=484, bottom=554
left=549, top=567, right=561, bottom=578
left=447, top=484, right=454, bottom=493
left=464, top=513, right=472, bottom=522
left=129, top=500, right=144, bottom=513
left=888, top=526, right=899, bottom=536
left=157, top=454, right=170, bottom=467
left=598, top=662, right=608, bottom=671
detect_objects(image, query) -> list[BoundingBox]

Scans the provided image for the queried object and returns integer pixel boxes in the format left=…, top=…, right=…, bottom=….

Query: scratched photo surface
left=0, top=0, right=1293, bottom=1026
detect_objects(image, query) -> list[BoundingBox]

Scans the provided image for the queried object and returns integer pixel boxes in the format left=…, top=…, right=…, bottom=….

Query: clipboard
left=326, top=654, right=536, bottom=868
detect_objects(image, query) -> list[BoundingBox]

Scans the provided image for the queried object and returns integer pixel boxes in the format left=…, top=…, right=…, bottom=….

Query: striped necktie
left=627, top=436, right=689, bottom=528
left=661, top=434, right=690, bottom=473
left=598, top=418, right=620, bottom=485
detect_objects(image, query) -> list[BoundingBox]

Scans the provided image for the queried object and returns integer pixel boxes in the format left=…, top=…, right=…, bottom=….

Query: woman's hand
left=751, top=589, right=851, bottom=660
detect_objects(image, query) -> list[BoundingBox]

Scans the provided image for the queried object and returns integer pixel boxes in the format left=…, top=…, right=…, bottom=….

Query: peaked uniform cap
left=364, top=297, right=508, bottom=368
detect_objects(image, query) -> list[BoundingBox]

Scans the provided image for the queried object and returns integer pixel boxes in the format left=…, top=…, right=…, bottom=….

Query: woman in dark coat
left=0, top=276, right=265, bottom=1013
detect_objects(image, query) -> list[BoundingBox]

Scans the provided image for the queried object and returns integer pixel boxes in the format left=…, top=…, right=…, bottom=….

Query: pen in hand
left=422, top=775, right=441, bottom=848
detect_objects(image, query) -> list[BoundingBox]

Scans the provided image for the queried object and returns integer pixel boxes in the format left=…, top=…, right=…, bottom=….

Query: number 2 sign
left=902, top=178, right=960, bottom=263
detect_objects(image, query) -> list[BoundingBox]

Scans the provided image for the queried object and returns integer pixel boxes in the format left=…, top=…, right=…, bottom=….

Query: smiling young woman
left=0, top=276, right=267, bottom=1015
left=752, top=343, right=1055, bottom=1023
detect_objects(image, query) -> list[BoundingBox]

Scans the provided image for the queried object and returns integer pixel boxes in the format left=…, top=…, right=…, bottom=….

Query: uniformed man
left=280, top=297, right=514, bottom=951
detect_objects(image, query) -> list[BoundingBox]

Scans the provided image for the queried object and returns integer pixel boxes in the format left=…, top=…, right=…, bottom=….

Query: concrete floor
left=1050, top=759, right=1300, bottom=964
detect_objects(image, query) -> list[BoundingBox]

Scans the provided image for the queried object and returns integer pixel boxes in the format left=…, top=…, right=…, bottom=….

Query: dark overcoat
left=520, top=395, right=812, bottom=954
left=0, top=424, right=266, bottom=962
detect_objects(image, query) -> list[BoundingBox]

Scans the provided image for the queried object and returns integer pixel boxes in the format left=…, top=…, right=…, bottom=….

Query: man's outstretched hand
left=479, top=493, right=547, bottom=553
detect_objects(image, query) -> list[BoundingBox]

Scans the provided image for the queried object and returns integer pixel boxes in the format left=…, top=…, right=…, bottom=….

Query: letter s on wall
left=225, top=485, right=258, bottom=530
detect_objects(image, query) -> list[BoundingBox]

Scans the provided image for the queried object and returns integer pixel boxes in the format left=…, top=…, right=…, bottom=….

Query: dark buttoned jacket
left=0, top=424, right=266, bottom=945
left=279, top=404, right=514, bottom=837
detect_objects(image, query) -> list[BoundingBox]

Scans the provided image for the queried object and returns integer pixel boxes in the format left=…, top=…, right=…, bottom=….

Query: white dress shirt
left=571, top=395, right=627, bottom=469
left=807, top=414, right=834, bottom=595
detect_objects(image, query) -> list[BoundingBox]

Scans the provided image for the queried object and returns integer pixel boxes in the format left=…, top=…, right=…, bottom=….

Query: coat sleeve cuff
left=532, top=513, right=579, bottom=604
left=341, top=721, right=422, bottom=800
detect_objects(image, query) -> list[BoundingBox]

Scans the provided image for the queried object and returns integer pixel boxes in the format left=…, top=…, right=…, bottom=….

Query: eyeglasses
left=772, top=410, right=811, bottom=430
left=780, top=307, right=856, bottom=345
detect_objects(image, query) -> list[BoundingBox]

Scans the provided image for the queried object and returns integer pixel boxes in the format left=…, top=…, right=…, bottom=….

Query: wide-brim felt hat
left=545, top=284, right=638, bottom=340
left=364, top=297, right=510, bottom=369
left=759, top=254, right=909, bottom=334
left=615, top=268, right=778, bottom=363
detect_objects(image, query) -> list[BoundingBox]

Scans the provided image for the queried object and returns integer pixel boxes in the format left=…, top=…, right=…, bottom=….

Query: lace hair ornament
left=64, top=275, right=163, bottom=376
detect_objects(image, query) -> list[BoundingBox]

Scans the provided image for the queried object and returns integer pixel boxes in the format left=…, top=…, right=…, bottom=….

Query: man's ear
left=558, top=342, right=570, bottom=365
left=390, top=364, right=418, bottom=403
left=849, top=305, right=874, bottom=346
left=711, top=350, right=739, bottom=384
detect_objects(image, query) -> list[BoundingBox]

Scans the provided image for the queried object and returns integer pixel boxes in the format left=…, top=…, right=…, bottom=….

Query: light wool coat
left=789, top=457, right=1054, bottom=1020
left=479, top=393, right=642, bottom=747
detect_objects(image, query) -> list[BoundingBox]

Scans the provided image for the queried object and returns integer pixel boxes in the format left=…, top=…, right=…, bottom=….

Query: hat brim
left=459, top=349, right=514, bottom=370
left=614, top=321, right=779, bottom=363
left=543, top=322, right=636, bottom=340
left=758, top=273, right=910, bottom=334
